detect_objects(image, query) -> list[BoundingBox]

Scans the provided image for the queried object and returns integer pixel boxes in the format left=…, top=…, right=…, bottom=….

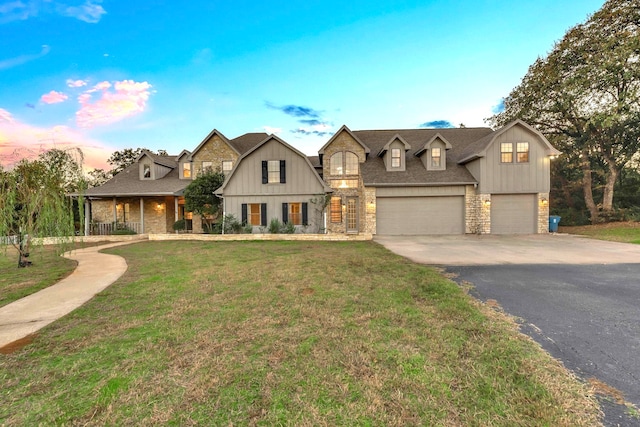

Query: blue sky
left=0, top=0, right=605, bottom=170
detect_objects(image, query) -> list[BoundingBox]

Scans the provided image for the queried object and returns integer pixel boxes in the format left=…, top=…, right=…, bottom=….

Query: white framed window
left=201, top=161, right=213, bottom=173
left=517, top=142, right=529, bottom=163
left=391, top=148, right=401, bottom=168
left=143, top=164, right=151, bottom=179
left=431, top=147, right=441, bottom=167
left=501, top=143, right=513, bottom=163
left=222, top=160, right=233, bottom=175
left=182, top=162, right=191, bottom=178
left=268, top=160, right=280, bottom=183
left=330, top=151, right=358, bottom=175
left=330, top=152, right=343, bottom=175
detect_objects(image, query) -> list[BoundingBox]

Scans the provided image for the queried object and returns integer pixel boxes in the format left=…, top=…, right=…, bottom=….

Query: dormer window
left=501, top=142, right=529, bottom=163
left=391, top=148, right=401, bottom=168
left=143, top=164, right=151, bottom=179
left=431, top=148, right=441, bottom=167
left=182, top=162, right=191, bottom=178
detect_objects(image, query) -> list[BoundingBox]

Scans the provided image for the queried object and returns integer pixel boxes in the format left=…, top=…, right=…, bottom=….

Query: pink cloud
left=0, top=108, right=114, bottom=171
left=41, top=90, right=69, bottom=104
left=76, top=79, right=152, bottom=128
left=66, top=79, right=87, bottom=88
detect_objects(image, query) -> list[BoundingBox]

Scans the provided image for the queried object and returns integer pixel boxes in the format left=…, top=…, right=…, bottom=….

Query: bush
left=268, top=218, right=282, bottom=234
left=282, top=222, right=295, bottom=234
left=172, top=219, right=186, bottom=231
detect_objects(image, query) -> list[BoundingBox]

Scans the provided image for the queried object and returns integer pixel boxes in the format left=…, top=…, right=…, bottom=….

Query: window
left=182, top=162, right=191, bottom=178
left=500, top=143, right=513, bottom=163
left=391, top=148, right=401, bottom=168
left=242, top=203, right=266, bottom=226
left=143, top=164, right=151, bottom=179
left=222, top=161, right=233, bottom=175
left=117, top=203, right=130, bottom=222
left=202, top=161, right=213, bottom=173
left=330, top=152, right=343, bottom=175
left=330, top=151, right=358, bottom=175
left=262, top=160, right=286, bottom=184
left=331, top=179, right=358, bottom=189
left=345, top=152, right=358, bottom=174
left=431, top=147, right=441, bottom=167
left=330, top=197, right=342, bottom=223
left=268, top=160, right=280, bottom=183
left=517, top=142, right=529, bottom=163
left=501, top=142, right=529, bottom=163
left=282, top=202, right=308, bottom=225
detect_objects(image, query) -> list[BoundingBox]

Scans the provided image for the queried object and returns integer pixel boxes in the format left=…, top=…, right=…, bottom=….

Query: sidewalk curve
left=0, top=241, right=137, bottom=349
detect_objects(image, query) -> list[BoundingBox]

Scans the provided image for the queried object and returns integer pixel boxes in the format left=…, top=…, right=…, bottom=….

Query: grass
left=0, top=244, right=87, bottom=308
left=0, top=241, right=602, bottom=426
left=560, top=221, right=640, bottom=244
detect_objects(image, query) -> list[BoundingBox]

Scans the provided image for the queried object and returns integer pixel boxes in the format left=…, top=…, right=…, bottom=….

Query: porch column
left=140, top=198, right=145, bottom=234
left=113, top=197, right=117, bottom=222
left=174, top=197, right=179, bottom=234
left=84, top=199, right=90, bottom=236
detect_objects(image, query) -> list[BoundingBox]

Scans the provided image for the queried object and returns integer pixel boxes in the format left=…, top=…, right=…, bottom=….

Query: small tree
left=0, top=156, right=79, bottom=267
left=183, top=170, right=225, bottom=233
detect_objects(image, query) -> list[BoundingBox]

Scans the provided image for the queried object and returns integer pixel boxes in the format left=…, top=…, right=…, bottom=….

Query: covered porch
left=85, top=195, right=194, bottom=235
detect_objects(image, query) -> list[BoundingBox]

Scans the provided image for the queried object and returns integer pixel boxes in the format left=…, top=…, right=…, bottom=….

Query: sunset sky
left=1, top=0, right=605, bottom=171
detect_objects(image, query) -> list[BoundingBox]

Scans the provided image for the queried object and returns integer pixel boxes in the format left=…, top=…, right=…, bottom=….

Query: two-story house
left=83, top=120, right=559, bottom=235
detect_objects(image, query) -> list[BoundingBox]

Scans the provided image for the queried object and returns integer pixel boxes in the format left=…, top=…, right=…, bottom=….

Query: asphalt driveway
left=375, top=234, right=640, bottom=427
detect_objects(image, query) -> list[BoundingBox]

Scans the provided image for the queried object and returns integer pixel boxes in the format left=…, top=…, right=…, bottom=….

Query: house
left=83, top=120, right=559, bottom=235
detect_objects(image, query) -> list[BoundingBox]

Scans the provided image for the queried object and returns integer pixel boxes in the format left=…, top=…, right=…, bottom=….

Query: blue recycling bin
left=549, top=215, right=561, bottom=232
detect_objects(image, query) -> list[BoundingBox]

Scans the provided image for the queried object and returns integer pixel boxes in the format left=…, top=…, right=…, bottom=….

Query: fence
left=91, top=222, right=142, bottom=235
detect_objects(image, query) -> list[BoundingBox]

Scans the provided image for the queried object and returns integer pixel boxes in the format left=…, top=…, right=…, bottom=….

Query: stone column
left=84, top=199, right=90, bottom=236
left=140, top=198, right=145, bottom=234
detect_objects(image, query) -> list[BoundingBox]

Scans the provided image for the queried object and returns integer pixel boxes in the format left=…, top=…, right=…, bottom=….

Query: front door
left=346, top=197, right=358, bottom=233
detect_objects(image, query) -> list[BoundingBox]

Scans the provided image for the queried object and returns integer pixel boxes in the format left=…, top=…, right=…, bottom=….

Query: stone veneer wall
left=364, top=187, right=377, bottom=234
left=538, top=193, right=550, bottom=234
left=90, top=197, right=175, bottom=234
left=464, top=186, right=491, bottom=234
left=321, top=131, right=367, bottom=234
left=191, top=134, right=239, bottom=176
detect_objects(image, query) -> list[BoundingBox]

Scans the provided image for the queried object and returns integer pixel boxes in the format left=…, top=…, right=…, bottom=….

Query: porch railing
left=91, top=222, right=142, bottom=235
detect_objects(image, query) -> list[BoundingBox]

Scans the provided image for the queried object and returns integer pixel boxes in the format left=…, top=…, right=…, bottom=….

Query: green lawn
left=560, top=221, right=640, bottom=244
left=0, top=245, right=79, bottom=308
left=0, top=241, right=601, bottom=426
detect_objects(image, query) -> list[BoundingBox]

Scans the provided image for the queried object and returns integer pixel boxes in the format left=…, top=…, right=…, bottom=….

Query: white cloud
left=0, top=0, right=106, bottom=24
left=60, top=0, right=105, bottom=24
left=66, top=79, right=87, bottom=88
left=76, top=79, right=153, bottom=128
left=40, top=90, right=68, bottom=104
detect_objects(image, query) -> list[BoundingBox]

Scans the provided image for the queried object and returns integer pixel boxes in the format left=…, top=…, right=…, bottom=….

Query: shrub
left=172, top=219, right=186, bottom=231
left=268, top=218, right=282, bottom=234
left=282, top=222, right=296, bottom=234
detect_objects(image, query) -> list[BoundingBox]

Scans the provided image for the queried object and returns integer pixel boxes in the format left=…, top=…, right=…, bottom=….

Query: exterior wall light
left=483, top=199, right=491, bottom=207
left=540, top=198, right=548, bottom=206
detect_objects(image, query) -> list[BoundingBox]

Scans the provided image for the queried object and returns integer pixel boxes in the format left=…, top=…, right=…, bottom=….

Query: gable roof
left=216, top=134, right=331, bottom=194
left=228, top=132, right=270, bottom=155
left=136, top=150, right=177, bottom=169
left=84, top=159, right=188, bottom=197
left=187, top=129, right=237, bottom=160
left=377, top=134, right=411, bottom=157
left=415, top=133, right=453, bottom=157
left=317, top=125, right=370, bottom=156
left=457, top=120, right=561, bottom=164
left=352, top=127, right=494, bottom=186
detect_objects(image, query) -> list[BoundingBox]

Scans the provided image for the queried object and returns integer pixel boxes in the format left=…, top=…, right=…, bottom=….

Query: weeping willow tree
left=0, top=149, right=85, bottom=267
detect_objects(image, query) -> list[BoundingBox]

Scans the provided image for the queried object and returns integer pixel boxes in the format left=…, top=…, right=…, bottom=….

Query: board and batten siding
left=224, top=195, right=323, bottom=232
left=467, top=126, right=551, bottom=194
left=223, top=139, right=326, bottom=197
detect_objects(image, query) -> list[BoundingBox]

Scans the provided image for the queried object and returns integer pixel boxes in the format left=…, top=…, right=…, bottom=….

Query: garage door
left=491, top=194, right=536, bottom=234
left=376, top=196, right=465, bottom=235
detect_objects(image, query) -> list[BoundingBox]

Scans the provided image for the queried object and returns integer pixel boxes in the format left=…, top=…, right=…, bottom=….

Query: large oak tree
left=489, top=0, right=640, bottom=222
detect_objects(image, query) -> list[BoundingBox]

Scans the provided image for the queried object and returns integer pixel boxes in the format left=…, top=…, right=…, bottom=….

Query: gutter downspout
left=215, top=194, right=225, bottom=234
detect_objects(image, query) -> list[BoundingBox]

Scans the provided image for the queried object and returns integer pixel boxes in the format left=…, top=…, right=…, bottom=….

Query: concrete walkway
left=0, top=241, right=136, bottom=349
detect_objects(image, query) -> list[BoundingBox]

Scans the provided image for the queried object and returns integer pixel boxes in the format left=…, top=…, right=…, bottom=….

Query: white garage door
left=376, top=196, right=465, bottom=235
left=491, top=194, right=537, bottom=234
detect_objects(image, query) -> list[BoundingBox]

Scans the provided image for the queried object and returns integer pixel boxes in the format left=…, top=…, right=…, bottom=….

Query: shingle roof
left=229, top=132, right=270, bottom=155
left=352, top=127, right=494, bottom=186
left=85, top=162, right=188, bottom=197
